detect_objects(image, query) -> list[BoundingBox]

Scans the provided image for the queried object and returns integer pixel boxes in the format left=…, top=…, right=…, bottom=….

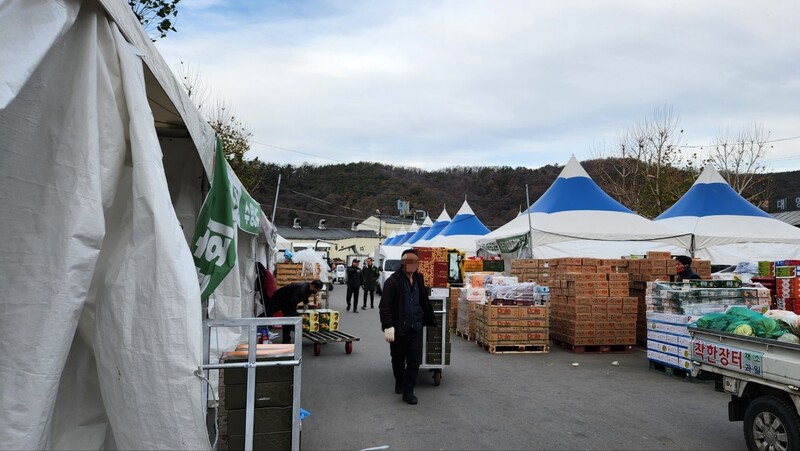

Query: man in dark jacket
left=345, top=259, right=362, bottom=313
left=379, top=249, right=437, bottom=405
left=361, top=257, right=380, bottom=309
left=674, top=255, right=702, bottom=282
left=269, top=280, right=323, bottom=343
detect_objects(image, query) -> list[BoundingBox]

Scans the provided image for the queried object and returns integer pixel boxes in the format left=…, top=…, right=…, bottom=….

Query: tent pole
left=526, top=184, right=533, bottom=258
left=271, top=173, right=282, bottom=224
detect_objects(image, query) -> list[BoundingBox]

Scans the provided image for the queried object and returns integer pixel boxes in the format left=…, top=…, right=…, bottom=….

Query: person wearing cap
left=345, top=259, right=362, bottom=313
left=361, top=257, right=380, bottom=309
left=674, top=255, right=701, bottom=282
left=379, top=249, right=437, bottom=405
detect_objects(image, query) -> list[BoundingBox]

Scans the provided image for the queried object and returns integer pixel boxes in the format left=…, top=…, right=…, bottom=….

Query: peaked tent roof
left=477, top=156, right=691, bottom=258
left=421, top=200, right=490, bottom=253
left=394, top=221, right=419, bottom=245
left=655, top=164, right=800, bottom=263
left=386, top=226, right=408, bottom=245
left=383, top=230, right=398, bottom=245
left=419, top=208, right=451, bottom=241
left=407, top=216, right=434, bottom=244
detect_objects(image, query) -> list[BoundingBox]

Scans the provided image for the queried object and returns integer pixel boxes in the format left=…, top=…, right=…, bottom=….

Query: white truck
left=374, top=245, right=404, bottom=291
left=689, top=325, right=800, bottom=451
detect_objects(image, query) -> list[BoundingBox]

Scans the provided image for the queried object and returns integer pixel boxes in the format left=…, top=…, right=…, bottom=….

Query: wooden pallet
left=552, top=339, right=636, bottom=354
left=455, top=330, right=474, bottom=341
left=480, top=342, right=549, bottom=354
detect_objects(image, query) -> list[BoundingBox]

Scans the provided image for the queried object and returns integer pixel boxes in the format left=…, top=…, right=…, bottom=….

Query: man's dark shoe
left=402, top=393, right=418, bottom=405
left=353, top=310, right=359, bottom=313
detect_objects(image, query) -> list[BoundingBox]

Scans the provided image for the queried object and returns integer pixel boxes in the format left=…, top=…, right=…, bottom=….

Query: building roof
left=276, top=226, right=378, bottom=240
left=772, top=210, right=800, bottom=227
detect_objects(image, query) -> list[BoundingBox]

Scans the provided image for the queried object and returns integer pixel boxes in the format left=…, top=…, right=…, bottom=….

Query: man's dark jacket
left=346, top=265, right=362, bottom=289
left=268, top=282, right=312, bottom=316
left=677, top=267, right=702, bottom=282
left=379, top=269, right=437, bottom=337
left=361, top=264, right=380, bottom=290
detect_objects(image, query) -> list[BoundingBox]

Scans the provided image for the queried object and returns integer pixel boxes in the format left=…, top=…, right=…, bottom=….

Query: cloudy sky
left=156, top=0, right=800, bottom=172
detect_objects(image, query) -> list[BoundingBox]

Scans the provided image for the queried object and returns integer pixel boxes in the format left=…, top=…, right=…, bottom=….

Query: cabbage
left=732, top=323, right=754, bottom=336
left=777, top=333, right=800, bottom=344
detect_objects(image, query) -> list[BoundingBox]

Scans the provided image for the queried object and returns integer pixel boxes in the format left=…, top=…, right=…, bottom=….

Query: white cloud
left=156, top=0, right=800, bottom=171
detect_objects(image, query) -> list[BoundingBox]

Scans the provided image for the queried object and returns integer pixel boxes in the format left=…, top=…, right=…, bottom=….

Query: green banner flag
left=481, top=233, right=529, bottom=254
left=192, top=139, right=237, bottom=300
left=226, top=164, right=260, bottom=236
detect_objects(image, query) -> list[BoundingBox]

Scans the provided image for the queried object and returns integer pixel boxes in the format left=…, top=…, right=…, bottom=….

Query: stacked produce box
left=218, top=344, right=295, bottom=451
left=509, top=258, right=551, bottom=285
left=425, top=296, right=451, bottom=365
left=758, top=260, right=800, bottom=311
left=548, top=257, right=637, bottom=348
left=456, top=287, right=483, bottom=340
left=626, top=252, right=711, bottom=345
left=413, top=247, right=449, bottom=288
left=645, top=280, right=771, bottom=370
left=448, top=287, right=460, bottom=330
left=475, top=304, right=549, bottom=353
left=298, top=309, right=340, bottom=333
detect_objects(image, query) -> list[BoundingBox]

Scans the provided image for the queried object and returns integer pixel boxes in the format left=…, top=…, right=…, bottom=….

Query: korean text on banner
left=192, top=139, right=236, bottom=299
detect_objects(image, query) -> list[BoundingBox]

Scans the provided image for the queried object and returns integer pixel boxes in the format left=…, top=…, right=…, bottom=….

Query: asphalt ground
left=298, top=285, right=746, bottom=450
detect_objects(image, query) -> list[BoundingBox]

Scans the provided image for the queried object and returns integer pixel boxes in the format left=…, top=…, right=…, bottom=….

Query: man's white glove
left=384, top=327, right=395, bottom=343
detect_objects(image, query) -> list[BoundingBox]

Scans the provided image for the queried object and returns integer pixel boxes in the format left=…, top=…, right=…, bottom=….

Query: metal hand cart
left=420, top=292, right=449, bottom=385
left=304, top=330, right=360, bottom=356
left=202, top=316, right=303, bottom=451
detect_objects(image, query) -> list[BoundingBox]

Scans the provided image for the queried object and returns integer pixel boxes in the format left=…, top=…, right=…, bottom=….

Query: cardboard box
left=299, top=310, right=319, bottom=333
left=316, top=309, right=339, bottom=332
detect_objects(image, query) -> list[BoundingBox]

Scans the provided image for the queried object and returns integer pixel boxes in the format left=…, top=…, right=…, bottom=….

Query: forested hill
left=237, top=159, right=800, bottom=231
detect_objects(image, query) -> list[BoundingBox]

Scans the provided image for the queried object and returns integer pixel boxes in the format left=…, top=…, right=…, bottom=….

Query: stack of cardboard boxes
left=758, top=260, right=800, bottom=312
left=274, top=262, right=324, bottom=305
left=645, top=281, right=771, bottom=371
left=475, top=304, right=549, bottom=353
left=548, top=257, right=638, bottom=348
left=509, top=258, right=551, bottom=286
left=626, top=252, right=711, bottom=345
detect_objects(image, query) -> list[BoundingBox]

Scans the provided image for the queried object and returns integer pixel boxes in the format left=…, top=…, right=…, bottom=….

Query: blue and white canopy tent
left=383, top=230, right=398, bottom=245
left=385, top=226, right=407, bottom=245
left=394, top=220, right=419, bottom=246
left=407, top=216, right=434, bottom=244
left=655, top=164, right=800, bottom=264
left=477, top=156, right=692, bottom=258
left=419, top=207, right=451, bottom=241
left=419, top=200, right=490, bottom=255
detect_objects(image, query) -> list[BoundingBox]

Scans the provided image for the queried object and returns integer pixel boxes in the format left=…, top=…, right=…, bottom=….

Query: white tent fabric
left=419, top=207, right=451, bottom=241
left=419, top=200, right=490, bottom=254
left=655, top=164, right=800, bottom=264
left=386, top=226, right=408, bottom=245
left=477, top=156, right=691, bottom=258
left=394, top=220, right=419, bottom=245
left=406, top=216, right=434, bottom=244
left=0, top=1, right=271, bottom=449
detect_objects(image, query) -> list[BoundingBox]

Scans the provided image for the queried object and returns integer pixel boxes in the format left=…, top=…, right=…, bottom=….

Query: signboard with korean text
left=693, top=338, right=765, bottom=377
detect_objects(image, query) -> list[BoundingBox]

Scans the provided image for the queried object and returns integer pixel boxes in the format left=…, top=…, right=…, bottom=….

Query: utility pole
left=271, top=174, right=282, bottom=224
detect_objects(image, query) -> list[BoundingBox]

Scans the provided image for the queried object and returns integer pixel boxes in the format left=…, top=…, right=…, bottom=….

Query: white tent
left=419, top=200, right=490, bottom=254
left=0, top=1, right=269, bottom=449
left=419, top=207, right=452, bottom=241
left=655, top=164, right=800, bottom=264
left=394, top=220, right=419, bottom=245
left=386, top=225, right=408, bottom=245
left=383, top=230, right=399, bottom=245
left=477, top=156, right=692, bottom=258
left=406, top=216, right=434, bottom=244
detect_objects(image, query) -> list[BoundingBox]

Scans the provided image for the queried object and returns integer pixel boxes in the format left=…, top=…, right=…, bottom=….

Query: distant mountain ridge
left=239, top=159, right=799, bottom=231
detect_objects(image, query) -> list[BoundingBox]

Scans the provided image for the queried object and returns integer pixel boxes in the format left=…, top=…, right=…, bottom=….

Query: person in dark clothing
left=379, top=249, right=437, bottom=405
left=345, top=259, right=362, bottom=313
left=268, top=280, right=323, bottom=343
left=361, top=257, right=380, bottom=309
left=674, top=255, right=702, bottom=282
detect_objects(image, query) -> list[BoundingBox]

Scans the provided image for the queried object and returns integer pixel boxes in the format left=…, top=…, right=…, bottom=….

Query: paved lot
left=298, top=285, right=746, bottom=450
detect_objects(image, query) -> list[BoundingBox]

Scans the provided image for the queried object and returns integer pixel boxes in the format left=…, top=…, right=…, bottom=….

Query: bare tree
left=175, top=60, right=209, bottom=112
left=708, top=123, right=772, bottom=202
left=592, top=106, right=699, bottom=218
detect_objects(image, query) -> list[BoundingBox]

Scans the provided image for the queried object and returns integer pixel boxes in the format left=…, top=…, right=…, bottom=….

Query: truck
left=688, top=325, right=800, bottom=451
left=374, top=245, right=404, bottom=290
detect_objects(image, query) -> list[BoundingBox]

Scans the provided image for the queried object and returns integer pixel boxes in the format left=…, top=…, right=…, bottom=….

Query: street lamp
left=375, top=209, right=382, bottom=239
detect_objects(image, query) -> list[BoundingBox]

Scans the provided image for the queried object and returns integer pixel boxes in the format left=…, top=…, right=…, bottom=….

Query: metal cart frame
left=202, top=317, right=303, bottom=451
left=420, top=293, right=448, bottom=385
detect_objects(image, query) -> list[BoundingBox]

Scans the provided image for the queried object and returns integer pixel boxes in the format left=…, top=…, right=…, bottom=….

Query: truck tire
left=743, top=395, right=800, bottom=451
